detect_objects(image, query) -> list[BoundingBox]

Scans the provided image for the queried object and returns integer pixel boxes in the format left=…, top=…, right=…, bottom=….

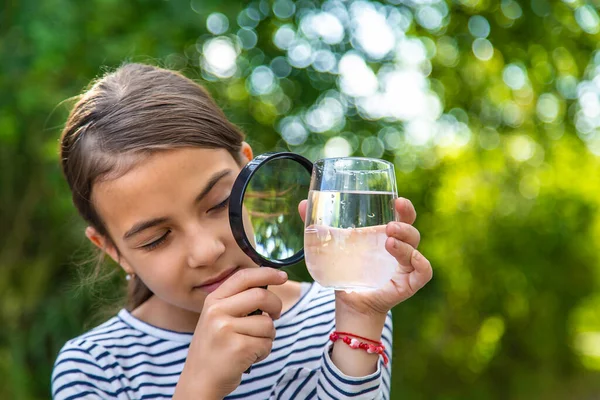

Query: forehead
left=92, top=147, right=238, bottom=235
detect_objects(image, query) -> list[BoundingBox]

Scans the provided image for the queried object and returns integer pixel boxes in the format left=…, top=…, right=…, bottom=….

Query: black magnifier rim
left=229, top=152, right=313, bottom=268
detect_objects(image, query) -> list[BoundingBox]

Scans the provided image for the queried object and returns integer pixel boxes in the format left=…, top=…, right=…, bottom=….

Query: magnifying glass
left=229, top=152, right=313, bottom=268
left=229, top=151, right=313, bottom=373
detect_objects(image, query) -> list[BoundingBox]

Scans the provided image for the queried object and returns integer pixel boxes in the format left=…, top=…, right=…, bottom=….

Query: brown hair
left=60, top=63, right=245, bottom=310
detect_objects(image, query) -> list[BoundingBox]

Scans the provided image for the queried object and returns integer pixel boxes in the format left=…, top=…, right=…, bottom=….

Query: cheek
left=130, top=247, right=186, bottom=292
left=207, top=213, right=239, bottom=246
left=210, top=215, right=256, bottom=264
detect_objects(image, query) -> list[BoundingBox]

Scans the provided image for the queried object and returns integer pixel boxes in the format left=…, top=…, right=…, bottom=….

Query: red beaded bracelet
left=329, top=331, right=389, bottom=366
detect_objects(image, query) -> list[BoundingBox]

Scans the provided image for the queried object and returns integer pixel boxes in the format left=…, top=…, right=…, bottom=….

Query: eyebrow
left=194, top=169, right=232, bottom=205
left=123, top=217, right=169, bottom=240
left=123, top=169, right=232, bottom=240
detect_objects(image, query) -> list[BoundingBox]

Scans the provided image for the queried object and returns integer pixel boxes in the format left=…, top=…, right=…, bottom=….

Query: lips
left=195, top=267, right=240, bottom=293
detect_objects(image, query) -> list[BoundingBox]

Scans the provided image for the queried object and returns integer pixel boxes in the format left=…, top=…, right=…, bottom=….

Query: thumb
left=298, top=200, right=308, bottom=223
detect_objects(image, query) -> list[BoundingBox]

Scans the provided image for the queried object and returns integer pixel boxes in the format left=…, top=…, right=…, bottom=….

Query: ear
left=240, top=141, right=253, bottom=163
left=85, top=226, right=134, bottom=275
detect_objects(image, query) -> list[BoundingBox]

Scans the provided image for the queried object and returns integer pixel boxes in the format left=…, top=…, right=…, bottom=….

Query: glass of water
left=304, top=157, right=398, bottom=292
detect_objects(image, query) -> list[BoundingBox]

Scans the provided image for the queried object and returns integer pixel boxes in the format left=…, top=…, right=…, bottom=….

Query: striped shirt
left=52, top=282, right=393, bottom=399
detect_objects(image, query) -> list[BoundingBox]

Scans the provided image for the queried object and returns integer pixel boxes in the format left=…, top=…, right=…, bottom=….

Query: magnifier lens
left=242, top=158, right=310, bottom=264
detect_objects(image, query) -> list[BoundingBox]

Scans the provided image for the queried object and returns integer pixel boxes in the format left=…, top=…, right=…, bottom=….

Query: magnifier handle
left=244, top=285, right=268, bottom=374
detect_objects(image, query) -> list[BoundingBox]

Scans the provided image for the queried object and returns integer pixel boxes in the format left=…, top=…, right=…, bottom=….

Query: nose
left=186, top=226, right=226, bottom=268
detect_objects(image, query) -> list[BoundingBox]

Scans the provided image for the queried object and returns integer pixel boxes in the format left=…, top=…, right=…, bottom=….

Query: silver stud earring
left=126, top=273, right=135, bottom=281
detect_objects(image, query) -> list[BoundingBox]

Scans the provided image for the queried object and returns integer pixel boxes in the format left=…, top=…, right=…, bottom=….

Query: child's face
left=91, top=147, right=257, bottom=313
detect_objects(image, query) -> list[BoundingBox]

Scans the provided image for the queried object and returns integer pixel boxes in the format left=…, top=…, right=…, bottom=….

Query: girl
left=51, top=63, right=432, bottom=399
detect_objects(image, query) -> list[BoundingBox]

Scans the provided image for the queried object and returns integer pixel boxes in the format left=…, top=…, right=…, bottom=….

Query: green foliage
left=2, top=0, right=600, bottom=398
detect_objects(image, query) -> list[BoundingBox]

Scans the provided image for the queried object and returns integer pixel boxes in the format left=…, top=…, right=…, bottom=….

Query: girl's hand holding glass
left=303, top=195, right=432, bottom=378
left=300, top=196, right=432, bottom=313
left=300, top=157, right=432, bottom=318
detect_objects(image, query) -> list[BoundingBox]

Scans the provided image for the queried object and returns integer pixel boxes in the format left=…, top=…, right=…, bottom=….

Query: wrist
left=335, top=297, right=387, bottom=341
left=174, top=367, right=221, bottom=400
left=330, top=296, right=388, bottom=377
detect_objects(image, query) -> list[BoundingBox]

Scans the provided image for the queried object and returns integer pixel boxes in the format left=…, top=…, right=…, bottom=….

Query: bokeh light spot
left=472, top=38, right=494, bottom=61
left=507, top=135, right=535, bottom=162
left=394, top=152, right=416, bottom=174
left=380, top=127, right=402, bottom=151
left=287, top=40, right=313, bottom=68
left=237, top=28, right=258, bottom=50
left=536, top=93, right=561, bottom=123
left=479, top=127, right=501, bottom=150
left=468, top=15, right=491, bottom=38
left=305, top=96, right=346, bottom=133
left=273, top=25, right=295, bottom=50
left=503, top=64, right=528, bottom=90
left=501, top=0, right=523, bottom=20
left=531, top=0, right=551, bottom=17
left=339, top=52, right=378, bottom=97
left=249, top=66, right=276, bottom=95
left=202, top=37, right=238, bottom=78
left=361, top=136, right=385, bottom=158
left=279, top=116, right=309, bottom=145
left=417, top=6, right=444, bottom=31
left=406, top=119, right=434, bottom=146
left=301, top=11, right=345, bottom=45
left=270, top=56, right=292, bottom=78
left=237, top=8, right=261, bottom=29
left=436, top=36, right=459, bottom=67
left=556, top=75, right=578, bottom=99
left=575, top=5, right=600, bottom=34
left=350, top=1, right=395, bottom=60
left=312, top=50, right=337, bottom=73
left=396, top=38, right=428, bottom=66
left=502, top=101, right=524, bottom=127
left=273, top=0, right=296, bottom=19
left=206, top=13, right=229, bottom=35
left=324, top=136, right=352, bottom=157
left=519, top=174, right=540, bottom=199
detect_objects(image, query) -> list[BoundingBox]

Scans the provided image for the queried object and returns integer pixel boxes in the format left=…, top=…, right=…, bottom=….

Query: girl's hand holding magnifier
left=174, top=268, right=288, bottom=400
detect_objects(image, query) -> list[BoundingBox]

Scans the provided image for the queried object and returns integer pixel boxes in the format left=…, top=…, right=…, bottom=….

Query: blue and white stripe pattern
left=52, top=282, right=393, bottom=399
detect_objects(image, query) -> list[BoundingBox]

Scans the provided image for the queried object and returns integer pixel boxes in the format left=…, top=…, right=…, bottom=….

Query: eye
left=208, top=196, right=230, bottom=213
left=141, top=230, right=171, bottom=251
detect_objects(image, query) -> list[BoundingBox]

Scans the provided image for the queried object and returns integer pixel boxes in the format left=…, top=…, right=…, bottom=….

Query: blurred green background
left=2, top=0, right=600, bottom=398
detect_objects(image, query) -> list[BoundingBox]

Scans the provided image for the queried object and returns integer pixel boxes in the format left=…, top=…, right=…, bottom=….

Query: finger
left=233, top=314, right=276, bottom=339
left=386, top=222, right=420, bottom=248
left=240, top=336, right=274, bottom=365
left=385, top=237, right=415, bottom=273
left=229, top=335, right=274, bottom=370
left=221, top=287, right=284, bottom=319
left=214, top=267, right=288, bottom=299
left=298, top=199, right=308, bottom=223
left=408, top=250, right=433, bottom=292
left=395, top=197, right=417, bottom=225
left=253, top=337, right=275, bottom=364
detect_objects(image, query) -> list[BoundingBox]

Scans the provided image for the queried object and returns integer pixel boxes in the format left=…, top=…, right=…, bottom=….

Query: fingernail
left=392, top=238, right=398, bottom=249
left=279, top=271, right=288, bottom=279
left=412, top=250, right=421, bottom=261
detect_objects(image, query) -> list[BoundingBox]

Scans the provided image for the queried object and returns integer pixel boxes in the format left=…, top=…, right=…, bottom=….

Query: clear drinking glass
left=304, top=157, right=398, bottom=292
